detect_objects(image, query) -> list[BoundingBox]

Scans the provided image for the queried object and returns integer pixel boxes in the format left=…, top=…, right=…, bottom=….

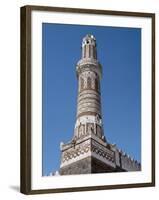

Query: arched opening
left=87, top=77, right=92, bottom=89
left=80, top=77, right=84, bottom=91
left=95, top=78, right=99, bottom=91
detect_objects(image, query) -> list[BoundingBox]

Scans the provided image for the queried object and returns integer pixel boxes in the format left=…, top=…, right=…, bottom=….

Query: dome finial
left=82, top=34, right=96, bottom=47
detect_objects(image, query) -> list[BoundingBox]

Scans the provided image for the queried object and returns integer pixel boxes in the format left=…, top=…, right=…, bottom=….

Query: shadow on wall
left=9, top=185, right=20, bottom=192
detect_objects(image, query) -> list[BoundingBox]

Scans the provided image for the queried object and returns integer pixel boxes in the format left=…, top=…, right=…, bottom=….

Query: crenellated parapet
left=118, top=149, right=141, bottom=171
left=108, top=144, right=141, bottom=171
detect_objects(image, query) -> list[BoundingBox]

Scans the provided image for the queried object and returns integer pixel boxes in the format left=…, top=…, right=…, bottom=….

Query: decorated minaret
left=59, top=34, right=140, bottom=175
left=74, top=34, right=106, bottom=143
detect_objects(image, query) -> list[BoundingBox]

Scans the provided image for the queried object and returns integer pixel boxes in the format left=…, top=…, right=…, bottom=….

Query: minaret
left=74, top=34, right=106, bottom=143
left=59, top=34, right=140, bottom=175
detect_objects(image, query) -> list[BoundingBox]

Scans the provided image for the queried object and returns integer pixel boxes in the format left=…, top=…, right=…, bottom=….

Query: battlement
left=109, top=144, right=141, bottom=171
left=119, top=151, right=141, bottom=171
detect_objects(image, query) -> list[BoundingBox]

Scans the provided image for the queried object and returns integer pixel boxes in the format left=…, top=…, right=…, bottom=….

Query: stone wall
left=60, top=156, right=117, bottom=175
left=60, top=157, right=92, bottom=175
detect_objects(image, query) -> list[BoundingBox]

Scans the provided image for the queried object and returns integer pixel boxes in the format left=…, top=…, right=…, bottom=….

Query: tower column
left=74, top=34, right=105, bottom=141
left=60, top=34, right=115, bottom=175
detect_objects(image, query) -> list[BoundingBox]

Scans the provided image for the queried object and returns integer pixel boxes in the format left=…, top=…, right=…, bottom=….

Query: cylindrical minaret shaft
left=74, top=34, right=105, bottom=142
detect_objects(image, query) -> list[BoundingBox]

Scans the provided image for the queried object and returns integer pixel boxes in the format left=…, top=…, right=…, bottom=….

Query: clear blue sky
left=42, top=23, right=141, bottom=176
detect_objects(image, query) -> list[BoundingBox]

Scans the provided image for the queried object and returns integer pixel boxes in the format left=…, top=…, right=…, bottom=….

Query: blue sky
left=42, top=23, right=141, bottom=176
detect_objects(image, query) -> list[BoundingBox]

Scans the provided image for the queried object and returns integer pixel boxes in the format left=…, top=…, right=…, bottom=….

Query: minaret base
left=60, top=134, right=140, bottom=175
left=60, top=135, right=116, bottom=175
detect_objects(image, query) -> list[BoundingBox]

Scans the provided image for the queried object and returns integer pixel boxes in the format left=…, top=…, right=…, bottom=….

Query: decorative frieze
left=60, top=139, right=91, bottom=167
left=75, top=115, right=102, bottom=127
left=60, top=137, right=116, bottom=168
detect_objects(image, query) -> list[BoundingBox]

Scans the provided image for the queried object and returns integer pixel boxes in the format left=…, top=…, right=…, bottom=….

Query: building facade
left=59, top=34, right=140, bottom=175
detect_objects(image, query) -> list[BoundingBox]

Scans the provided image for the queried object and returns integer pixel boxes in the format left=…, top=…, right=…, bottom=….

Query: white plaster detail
left=60, top=151, right=92, bottom=168
left=75, top=115, right=102, bottom=128
left=60, top=139, right=91, bottom=167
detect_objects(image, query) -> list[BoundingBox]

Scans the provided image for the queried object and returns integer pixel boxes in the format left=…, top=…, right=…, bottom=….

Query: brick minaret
left=59, top=34, right=140, bottom=175
left=74, top=34, right=106, bottom=143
